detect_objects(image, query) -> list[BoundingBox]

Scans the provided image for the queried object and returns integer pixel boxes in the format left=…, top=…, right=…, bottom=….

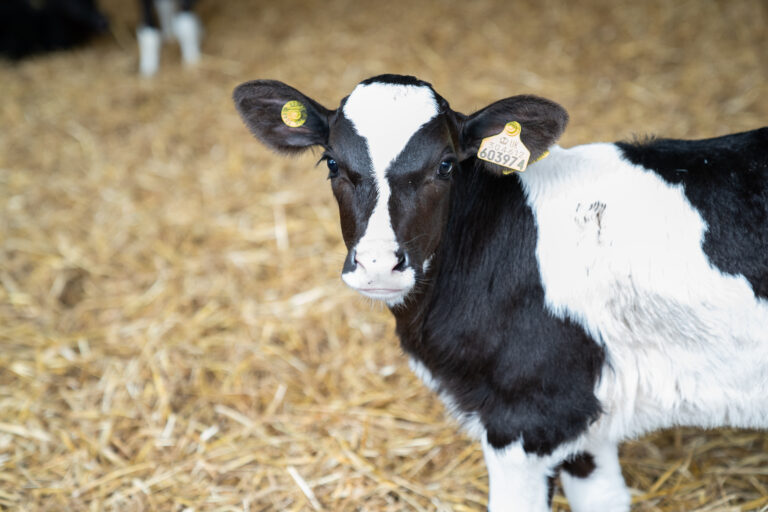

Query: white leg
left=137, top=25, right=162, bottom=76
left=173, top=12, right=202, bottom=65
left=561, top=442, right=630, bottom=512
left=482, top=438, right=554, bottom=512
left=154, top=0, right=177, bottom=40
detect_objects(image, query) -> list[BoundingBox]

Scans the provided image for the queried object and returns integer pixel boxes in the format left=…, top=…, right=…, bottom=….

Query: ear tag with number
left=477, top=121, right=531, bottom=174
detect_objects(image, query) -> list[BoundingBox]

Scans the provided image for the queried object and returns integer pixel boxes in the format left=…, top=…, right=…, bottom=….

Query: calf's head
left=234, top=75, right=567, bottom=305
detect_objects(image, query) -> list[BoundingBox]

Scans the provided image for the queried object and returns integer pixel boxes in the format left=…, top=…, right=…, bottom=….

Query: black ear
left=459, top=95, right=568, bottom=165
left=233, top=80, right=333, bottom=154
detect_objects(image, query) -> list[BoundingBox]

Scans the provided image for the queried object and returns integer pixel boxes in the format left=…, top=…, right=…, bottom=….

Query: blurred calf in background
left=0, top=0, right=202, bottom=76
left=137, top=0, right=202, bottom=76
left=0, top=0, right=108, bottom=60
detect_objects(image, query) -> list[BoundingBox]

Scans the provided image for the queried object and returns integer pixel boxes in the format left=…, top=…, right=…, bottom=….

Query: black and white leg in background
left=137, top=0, right=161, bottom=76
left=173, top=0, right=201, bottom=66
left=137, top=0, right=201, bottom=76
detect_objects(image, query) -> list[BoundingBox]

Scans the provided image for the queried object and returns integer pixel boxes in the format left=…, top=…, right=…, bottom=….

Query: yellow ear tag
left=281, top=100, right=308, bottom=128
left=477, top=121, right=531, bottom=174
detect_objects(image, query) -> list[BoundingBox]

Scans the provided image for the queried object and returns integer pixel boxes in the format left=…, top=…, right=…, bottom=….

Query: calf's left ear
left=233, top=80, right=333, bottom=154
left=459, top=95, right=569, bottom=164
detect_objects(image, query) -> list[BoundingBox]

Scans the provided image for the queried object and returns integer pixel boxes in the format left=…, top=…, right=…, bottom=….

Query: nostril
left=343, top=249, right=359, bottom=273
left=352, top=249, right=366, bottom=271
left=393, top=249, right=409, bottom=272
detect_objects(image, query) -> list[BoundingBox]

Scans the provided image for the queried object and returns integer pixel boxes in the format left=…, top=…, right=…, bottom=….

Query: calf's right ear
left=233, top=80, right=333, bottom=154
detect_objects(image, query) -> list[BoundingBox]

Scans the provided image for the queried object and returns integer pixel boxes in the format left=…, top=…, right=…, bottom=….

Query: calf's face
left=234, top=75, right=568, bottom=305
left=328, top=80, right=460, bottom=304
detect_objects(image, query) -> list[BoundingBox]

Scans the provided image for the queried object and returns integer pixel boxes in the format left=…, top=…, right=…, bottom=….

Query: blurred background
left=0, top=0, right=766, bottom=510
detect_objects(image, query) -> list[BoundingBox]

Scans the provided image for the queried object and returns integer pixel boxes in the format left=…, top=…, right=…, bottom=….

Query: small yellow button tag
left=477, top=121, right=531, bottom=174
left=281, top=100, right=307, bottom=128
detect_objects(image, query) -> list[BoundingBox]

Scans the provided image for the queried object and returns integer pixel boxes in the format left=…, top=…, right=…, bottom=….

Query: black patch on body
left=560, top=451, right=597, bottom=478
left=617, top=127, right=768, bottom=299
left=393, top=159, right=605, bottom=456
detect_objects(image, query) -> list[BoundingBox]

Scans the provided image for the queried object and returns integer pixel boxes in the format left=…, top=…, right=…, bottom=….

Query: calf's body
left=233, top=75, right=768, bottom=511
left=401, top=134, right=768, bottom=511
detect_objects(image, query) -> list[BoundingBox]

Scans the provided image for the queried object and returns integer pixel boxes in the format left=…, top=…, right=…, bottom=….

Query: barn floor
left=1, top=0, right=767, bottom=510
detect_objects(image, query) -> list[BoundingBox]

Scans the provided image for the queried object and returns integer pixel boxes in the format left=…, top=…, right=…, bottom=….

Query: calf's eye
left=326, top=158, right=339, bottom=179
left=437, top=160, right=454, bottom=179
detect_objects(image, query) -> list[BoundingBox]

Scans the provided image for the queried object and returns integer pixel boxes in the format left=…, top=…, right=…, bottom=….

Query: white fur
left=341, top=82, right=438, bottom=304
left=422, top=255, right=433, bottom=274
left=154, top=0, right=176, bottom=40
left=173, top=11, right=202, bottom=65
left=137, top=26, right=162, bottom=77
left=519, top=143, right=768, bottom=441
left=483, top=439, right=555, bottom=512
left=561, top=441, right=630, bottom=512
left=482, top=436, right=596, bottom=512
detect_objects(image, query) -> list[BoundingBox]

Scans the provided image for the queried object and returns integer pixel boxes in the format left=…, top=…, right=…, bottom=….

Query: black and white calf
left=137, top=0, right=201, bottom=76
left=233, top=74, right=768, bottom=511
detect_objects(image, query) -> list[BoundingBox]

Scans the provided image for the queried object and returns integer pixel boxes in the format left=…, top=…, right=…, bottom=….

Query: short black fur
left=617, top=128, right=768, bottom=299
left=393, top=159, right=605, bottom=455
left=360, top=74, right=433, bottom=89
left=327, top=110, right=376, bottom=252
left=560, top=452, right=597, bottom=478
left=0, top=0, right=108, bottom=60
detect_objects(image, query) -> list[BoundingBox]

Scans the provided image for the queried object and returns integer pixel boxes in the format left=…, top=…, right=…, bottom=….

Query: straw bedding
left=1, top=0, right=766, bottom=510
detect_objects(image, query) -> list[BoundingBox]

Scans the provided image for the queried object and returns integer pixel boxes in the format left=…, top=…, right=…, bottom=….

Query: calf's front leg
left=482, top=437, right=557, bottom=512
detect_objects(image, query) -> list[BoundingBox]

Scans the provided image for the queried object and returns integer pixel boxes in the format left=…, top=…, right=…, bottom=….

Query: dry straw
left=1, top=0, right=766, bottom=510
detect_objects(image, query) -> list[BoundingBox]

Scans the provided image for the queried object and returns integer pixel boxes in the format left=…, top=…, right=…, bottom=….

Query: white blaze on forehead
left=343, top=82, right=439, bottom=246
left=343, top=81, right=439, bottom=175
left=340, top=81, right=439, bottom=303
